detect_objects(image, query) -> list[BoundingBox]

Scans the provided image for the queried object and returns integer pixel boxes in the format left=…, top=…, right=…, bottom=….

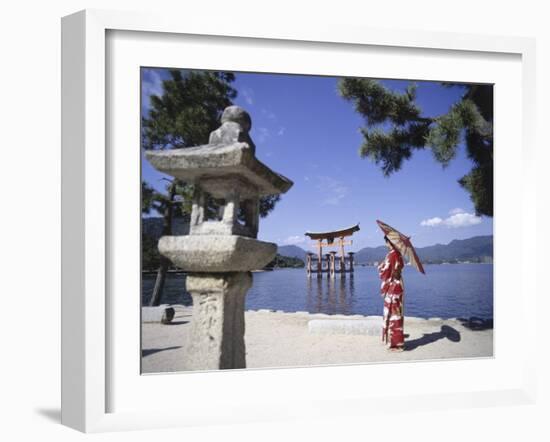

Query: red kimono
left=378, top=249, right=405, bottom=349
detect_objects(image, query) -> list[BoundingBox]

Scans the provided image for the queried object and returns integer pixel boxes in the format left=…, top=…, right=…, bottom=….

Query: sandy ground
left=141, top=306, right=493, bottom=373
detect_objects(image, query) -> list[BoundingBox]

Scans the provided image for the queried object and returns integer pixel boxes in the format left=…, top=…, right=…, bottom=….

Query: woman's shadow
left=404, top=325, right=461, bottom=351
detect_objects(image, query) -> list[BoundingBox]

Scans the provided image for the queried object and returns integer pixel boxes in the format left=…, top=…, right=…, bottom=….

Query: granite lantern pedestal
left=145, top=106, right=293, bottom=370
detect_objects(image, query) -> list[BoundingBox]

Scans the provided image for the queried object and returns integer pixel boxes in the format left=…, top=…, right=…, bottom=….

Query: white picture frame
left=61, top=9, right=537, bottom=433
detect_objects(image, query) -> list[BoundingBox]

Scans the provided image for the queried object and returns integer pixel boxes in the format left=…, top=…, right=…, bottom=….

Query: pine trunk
left=148, top=181, right=177, bottom=307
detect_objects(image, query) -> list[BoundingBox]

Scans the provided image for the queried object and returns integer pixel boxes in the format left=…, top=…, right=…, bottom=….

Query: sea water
left=141, top=263, right=493, bottom=320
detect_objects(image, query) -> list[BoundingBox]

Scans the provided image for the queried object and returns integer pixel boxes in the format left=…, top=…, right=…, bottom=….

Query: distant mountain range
left=278, top=235, right=493, bottom=265
left=143, top=217, right=492, bottom=265
left=277, top=245, right=309, bottom=261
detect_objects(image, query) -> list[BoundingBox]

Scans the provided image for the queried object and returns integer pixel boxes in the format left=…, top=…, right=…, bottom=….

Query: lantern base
left=184, top=272, right=252, bottom=370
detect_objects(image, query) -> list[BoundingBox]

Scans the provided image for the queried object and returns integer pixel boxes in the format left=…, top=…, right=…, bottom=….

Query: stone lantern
left=145, top=106, right=293, bottom=370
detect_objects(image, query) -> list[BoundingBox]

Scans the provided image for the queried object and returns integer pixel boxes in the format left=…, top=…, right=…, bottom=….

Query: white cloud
left=420, top=209, right=482, bottom=228
left=261, top=108, right=277, bottom=121
left=420, top=217, right=443, bottom=227
left=444, top=212, right=482, bottom=227
left=256, top=127, right=270, bottom=143
left=277, top=126, right=286, bottom=136
left=449, top=207, right=465, bottom=215
left=241, top=87, right=254, bottom=106
left=282, top=235, right=306, bottom=245
left=316, top=176, right=349, bottom=206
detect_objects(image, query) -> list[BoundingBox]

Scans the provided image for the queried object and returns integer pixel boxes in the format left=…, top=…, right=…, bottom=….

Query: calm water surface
left=142, top=264, right=493, bottom=319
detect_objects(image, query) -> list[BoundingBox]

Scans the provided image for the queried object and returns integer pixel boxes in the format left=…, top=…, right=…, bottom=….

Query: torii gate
left=305, top=224, right=360, bottom=278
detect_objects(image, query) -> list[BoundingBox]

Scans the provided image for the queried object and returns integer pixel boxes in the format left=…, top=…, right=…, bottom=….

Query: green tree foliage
left=258, top=194, right=281, bottom=219
left=265, top=254, right=305, bottom=269
left=338, top=79, right=493, bottom=216
left=141, top=231, right=161, bottom=270
left=141, top=180, right=157, bottom=214
left=141, top=179, right=191, bottom=300
left=141, top=180, right=193, bottom=218
left=142, top=69, right=280, bottom=219
left=142, top=70, right=237, bottom=150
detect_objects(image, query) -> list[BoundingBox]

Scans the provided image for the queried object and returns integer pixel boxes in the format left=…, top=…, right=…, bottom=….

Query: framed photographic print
left=62, top=9, right=537, bottom=432
left=139, top=67, right=494, bottom=374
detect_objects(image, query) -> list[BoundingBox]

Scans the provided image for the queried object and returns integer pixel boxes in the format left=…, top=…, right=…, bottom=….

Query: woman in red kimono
left=378, top=236, right=405, bottom=350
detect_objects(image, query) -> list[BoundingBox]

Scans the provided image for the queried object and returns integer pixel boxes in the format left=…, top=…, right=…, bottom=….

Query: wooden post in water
left=329, top=251, right=337, bottom=279
left=324, top=253, right=331, bottom=278
left=306, top=253, right=313, bottom=277
left=338, top=237, right=346, bottom=276
left=348, top=252, right=355, bottom=274
left=317, top=241, right=323, bottom=278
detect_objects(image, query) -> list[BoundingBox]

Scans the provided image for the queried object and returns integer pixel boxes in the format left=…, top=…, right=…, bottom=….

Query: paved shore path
left=141, top=306, right=493, bottom=373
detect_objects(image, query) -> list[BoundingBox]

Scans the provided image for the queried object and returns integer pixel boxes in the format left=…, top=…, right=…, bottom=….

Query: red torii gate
left=305, top=224, right=360, bottom=278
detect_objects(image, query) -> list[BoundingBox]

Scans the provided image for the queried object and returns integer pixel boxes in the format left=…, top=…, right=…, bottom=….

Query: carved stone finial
left=208, top=105, right=256, bottom=154
left=221, top=105, right=252, bottom=132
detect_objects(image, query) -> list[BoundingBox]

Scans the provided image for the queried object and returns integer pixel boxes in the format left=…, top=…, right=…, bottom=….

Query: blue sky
left=141, top=68, right=493, bottom=250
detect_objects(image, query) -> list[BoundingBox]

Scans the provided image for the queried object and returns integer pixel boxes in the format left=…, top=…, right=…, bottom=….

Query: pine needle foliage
left=142, top=70, right=237, bottom=150
left=339, top=78, right=493, bottom=216
left=141, top=69, right=280, bottom=219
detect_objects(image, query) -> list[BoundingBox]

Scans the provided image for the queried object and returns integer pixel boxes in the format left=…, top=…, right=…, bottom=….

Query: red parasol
left=376, top=220, right=426, bottom=274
